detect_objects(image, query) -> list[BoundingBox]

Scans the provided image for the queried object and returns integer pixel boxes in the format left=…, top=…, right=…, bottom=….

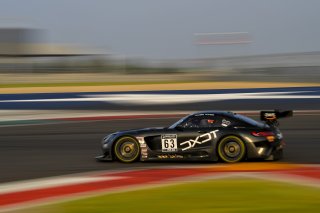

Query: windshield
left=233, top=114, right=264, bottom=127
left=168, top=115, right=189, bottom=129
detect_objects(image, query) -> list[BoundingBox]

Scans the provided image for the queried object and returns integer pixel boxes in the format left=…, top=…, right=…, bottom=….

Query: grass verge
left=20, top=178, right=320, bottom=213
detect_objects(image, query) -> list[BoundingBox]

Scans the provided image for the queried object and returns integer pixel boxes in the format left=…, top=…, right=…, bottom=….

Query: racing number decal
left=163, top=140, right=175, bottom=148
left=161, top=134, right=177, bottom=152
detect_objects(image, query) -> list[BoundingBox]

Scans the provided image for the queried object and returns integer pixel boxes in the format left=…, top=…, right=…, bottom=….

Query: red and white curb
left=0, top=163, right=319, bottom=212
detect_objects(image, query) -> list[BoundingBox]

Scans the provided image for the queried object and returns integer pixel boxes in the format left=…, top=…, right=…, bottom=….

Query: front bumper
left=96, top=135, right=115, bottom=161
left=95, top=154, right=112, bottom=161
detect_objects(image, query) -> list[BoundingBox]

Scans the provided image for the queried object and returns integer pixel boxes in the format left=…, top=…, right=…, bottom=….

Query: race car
left=96, top=110, right=292, bottom=163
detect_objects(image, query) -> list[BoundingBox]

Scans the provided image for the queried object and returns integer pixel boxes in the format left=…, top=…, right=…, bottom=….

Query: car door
left=176, top=114, right=228, bottom=152
left=150, top=114, right=224, bottom=153
left=174, top=115, right=213, bottom=152
left=157, top=126, right=202, bottom=153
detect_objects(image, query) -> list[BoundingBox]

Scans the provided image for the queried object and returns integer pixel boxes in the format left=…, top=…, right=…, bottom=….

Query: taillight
left=251, top=131, right=274, bottom=137
left=251, top=131, right=275, bottom=142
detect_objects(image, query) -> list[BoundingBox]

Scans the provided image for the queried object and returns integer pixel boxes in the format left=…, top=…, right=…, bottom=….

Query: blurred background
left=0, top=0, right=319, bottom=83
left=0, top=1, right=319, bottom=212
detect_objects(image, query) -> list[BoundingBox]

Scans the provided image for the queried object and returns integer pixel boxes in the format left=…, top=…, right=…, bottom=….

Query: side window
left=180, top=114, right=240, bottom=128
left=201, top=115, right=221, bottom=128
left=201, top=115, right=236, bottom=128
left=181, top=116, right=203, bottom=128
left=185, top=115, right=222, bottom=128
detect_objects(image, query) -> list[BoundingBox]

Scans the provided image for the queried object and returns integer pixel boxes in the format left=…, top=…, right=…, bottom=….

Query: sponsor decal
left=277, top=133, right=283, bottom=139
left=137, top=137, right=147, bottom=148
left=137, top=137, right=148, bottom=158
left=264, top=112, right=277, bottom=120
left=180, top=130, right=219, bottom=151
left=161, top=134, right=178, bottom=152
left=157, top=154, right=183, bottom=159
left=221, top=119, right=231, bottom=127
left=141, top=147, right=148, bottom=158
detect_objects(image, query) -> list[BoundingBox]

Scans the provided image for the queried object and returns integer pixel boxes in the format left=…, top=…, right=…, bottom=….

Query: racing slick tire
left=218, top=136, right=246, bottom=163
left=114, top=137, right=140, bottom=163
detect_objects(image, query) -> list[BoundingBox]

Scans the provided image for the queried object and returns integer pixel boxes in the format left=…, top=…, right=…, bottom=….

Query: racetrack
left=0, top=113, right=319, bottom=183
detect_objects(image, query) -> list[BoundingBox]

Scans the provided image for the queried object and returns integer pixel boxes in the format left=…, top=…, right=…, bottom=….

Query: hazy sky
left=0, top=0, right=320, bottom=59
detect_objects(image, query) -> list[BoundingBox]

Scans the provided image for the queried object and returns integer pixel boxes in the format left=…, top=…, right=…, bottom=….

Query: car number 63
left=161, top=134, right=177, bottom=152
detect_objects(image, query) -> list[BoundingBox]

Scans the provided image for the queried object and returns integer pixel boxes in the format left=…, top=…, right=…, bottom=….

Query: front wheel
left=114, top=137, right=140, bottom=163
left=218, top=136, right=246, bottom=163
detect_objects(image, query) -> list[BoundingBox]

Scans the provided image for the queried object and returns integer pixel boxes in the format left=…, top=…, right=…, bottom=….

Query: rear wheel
left=114, top=137, right=140, bottom=163
left=218, top=136, right=246, bottom=163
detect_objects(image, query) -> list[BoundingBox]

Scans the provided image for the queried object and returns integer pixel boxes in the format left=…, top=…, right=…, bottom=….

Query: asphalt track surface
left=0, top=113, right=319, bottom=183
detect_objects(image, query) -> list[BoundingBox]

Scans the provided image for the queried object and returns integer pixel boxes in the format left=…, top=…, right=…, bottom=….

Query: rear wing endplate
left=260, top=110, right=293, bottom=125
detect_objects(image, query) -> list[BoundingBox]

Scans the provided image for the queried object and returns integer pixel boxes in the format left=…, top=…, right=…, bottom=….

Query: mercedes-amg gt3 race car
left=96, top=110, right=292, bottom=163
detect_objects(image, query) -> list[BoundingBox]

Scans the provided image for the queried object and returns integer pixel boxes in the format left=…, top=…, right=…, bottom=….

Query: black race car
left=96, top=110, right=292, bottom=163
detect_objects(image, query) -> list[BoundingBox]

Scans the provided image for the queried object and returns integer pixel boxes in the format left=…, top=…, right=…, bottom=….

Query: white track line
left=1, top=91, right=319, bottom=105
left=0, top=176, right=125, bottom=195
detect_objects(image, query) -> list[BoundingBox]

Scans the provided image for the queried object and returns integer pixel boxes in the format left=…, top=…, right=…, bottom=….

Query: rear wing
left=260, top=110, right=293, bottom=125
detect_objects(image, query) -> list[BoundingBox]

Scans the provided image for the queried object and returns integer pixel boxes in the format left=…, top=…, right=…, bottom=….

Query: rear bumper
left=265, top=147, right=283, bottom=161
left=247, top=139, right=284, bottom=160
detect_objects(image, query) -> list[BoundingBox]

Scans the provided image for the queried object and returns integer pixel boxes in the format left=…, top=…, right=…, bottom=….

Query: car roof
left=191, top=111, right=236, bottom=117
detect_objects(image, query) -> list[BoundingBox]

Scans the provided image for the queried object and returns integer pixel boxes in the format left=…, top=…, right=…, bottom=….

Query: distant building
left=0, top=28, right=102, bottom=57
